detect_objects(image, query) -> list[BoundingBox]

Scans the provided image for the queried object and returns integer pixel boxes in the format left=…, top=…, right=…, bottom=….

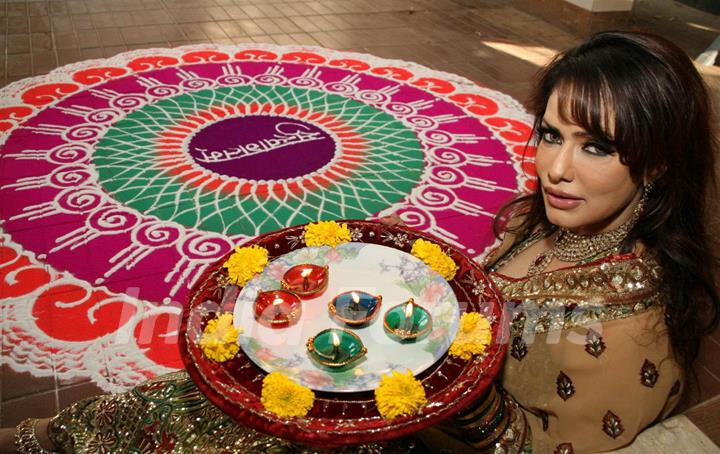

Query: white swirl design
left=134, top=222, right=181, bottom=247
left=180, top=78, right=215, bottom=90
left=146, top=85, right=181, bottom=98
left=64, top=124, right=104, bottom=141
left=419, top=130, right=454, bottom=145
left=49, top=143, right=91, bottom=164
left=414, top=185, right=456, bottom=208
left=88, top=207, right=140, bottom=232
left=324, top=83, right=358, bottom=95
left=406, top=115, right=438, bottom=129
left=288, top=77, right=323, bottom=88
left=356, top=90, right=390, bottom=104
left=49, top=166, right=96, bottom=187
left=396, top=206, right=433, bottom=230
left=427, top=147, right=467, bottom=165
left=87, top=109, right=123, bottom=124
left=386, top=103, right=415, bottom=116
left=180, top=233, right=232, bottom=261
left=217, top=75, right=252, bottom=86
left=56, top=187, right=106, bottom=213
left=111, top=94, right=149, bottom=110
left=254, top=74, right=286, bottom=85
left=429, top=167, right=464, bottom=186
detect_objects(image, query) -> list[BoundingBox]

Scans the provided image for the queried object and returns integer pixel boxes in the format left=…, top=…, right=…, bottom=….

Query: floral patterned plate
left=234, top=243, right=460, bottom=392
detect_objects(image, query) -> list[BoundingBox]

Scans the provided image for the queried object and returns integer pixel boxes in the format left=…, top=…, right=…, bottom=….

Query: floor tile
left=29, top=16, right=52, bottom=33
left=98, top=29, right=126, bottom=47
left=31, top=51, right=58, bottom=75
left=2, top=365, right=56, bottom=401
left=51, top=16, right=75, bottom=32
left=7, top=34, right=31, bottom=54
left=218, top=21, right=248, bottom=38
left=7, top=16, right=30, bottom=34
left=1, top=389, right=59, bottom=427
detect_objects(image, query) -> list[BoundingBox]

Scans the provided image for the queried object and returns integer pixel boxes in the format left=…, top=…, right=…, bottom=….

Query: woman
left=436, top=30, right=720, bottom=453
left=4, top=31, right=719, bottom=453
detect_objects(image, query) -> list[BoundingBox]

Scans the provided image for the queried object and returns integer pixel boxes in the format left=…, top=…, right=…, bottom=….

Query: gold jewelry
left=527, top=186, right=648, bottom=276
left=14, top=418, right=58, bottom=454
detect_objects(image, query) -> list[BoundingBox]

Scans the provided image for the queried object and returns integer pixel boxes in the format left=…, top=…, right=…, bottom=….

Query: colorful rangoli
left=0, top=44, right=535, bottom=391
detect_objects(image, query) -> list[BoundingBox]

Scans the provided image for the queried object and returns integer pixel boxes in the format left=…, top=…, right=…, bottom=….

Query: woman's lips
left=544, top=189, right=583, bottom=210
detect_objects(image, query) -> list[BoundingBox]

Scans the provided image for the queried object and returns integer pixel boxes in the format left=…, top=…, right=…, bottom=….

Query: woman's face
left=535, top=91, right=642, bottom=234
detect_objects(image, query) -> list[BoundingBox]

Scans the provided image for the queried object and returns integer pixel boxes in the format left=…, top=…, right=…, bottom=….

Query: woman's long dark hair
left=495, top=31, right=720, bottom=384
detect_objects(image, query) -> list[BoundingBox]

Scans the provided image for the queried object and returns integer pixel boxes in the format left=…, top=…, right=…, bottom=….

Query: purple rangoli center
left=187, top=115, right=337, bottom=180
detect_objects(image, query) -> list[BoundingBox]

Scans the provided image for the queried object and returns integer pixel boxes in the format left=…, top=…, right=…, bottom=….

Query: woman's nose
left=547, top=145, right=574, bottom=183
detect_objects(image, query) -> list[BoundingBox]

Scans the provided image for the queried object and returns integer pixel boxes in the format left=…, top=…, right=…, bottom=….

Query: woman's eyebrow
left=541, top=119, right=598, bottom=139
left=539, top=120, right=558, bottom=131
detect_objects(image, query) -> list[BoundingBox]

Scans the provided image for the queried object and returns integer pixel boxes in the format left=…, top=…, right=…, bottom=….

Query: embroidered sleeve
left=525, top=307, right=682, bottom=453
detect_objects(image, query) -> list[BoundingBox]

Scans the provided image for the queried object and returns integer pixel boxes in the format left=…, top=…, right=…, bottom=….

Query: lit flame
left=273, top=297, right=284, bottom=306
left=351, top=292, right=360, bottom=303
left=331, top=331, right=340, bottom=347
left=301, top=268, right=312, bottom=278
left=404, top=300, right=414, bottom=319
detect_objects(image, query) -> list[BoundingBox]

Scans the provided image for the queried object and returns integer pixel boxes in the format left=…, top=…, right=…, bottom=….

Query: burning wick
left=331, top=331, right=341, bottom=360
left=301, top=268, right=312, bottom=291
left=351, top=291, right=360, bottom=312
left=403, top=299, right=415, bottom=333
left=272, top=297, right=284, bottom=318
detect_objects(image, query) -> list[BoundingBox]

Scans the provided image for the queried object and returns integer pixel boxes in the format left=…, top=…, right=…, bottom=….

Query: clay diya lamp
left=281, top=264, right=329, bottom=299
left=328, top=290, right=382, bottom=326
left=254, top=290, right=302, bottom=329
left=306, top=328, right=367, bottom=368
left=383, top=298, right=432, bottom=341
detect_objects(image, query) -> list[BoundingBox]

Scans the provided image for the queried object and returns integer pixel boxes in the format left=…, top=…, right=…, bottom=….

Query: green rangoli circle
left=93, top=85, right=425, bottom=236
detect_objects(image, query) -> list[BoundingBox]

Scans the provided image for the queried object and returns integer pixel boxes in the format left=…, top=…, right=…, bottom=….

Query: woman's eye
left=583, top=143, right=612, bottom=156
left=541, top=130, right=561, bottom=144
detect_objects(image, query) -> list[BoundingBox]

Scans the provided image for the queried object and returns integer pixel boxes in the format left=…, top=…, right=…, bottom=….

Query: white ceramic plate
left=234, top=243, right=460, bottom=392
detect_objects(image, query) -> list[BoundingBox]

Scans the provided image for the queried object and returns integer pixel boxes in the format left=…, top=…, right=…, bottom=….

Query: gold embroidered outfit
left=491, top=251, right=681, bottom=454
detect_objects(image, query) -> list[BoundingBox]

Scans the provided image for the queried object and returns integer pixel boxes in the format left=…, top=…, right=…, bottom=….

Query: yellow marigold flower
left=374, top=370, right=427, bottom=420
left=261, top=372, right=315, bottom=418
left=304, top=220, right=352, bottom=247
left=411, top=238, right=457, bottom=280
left=199, top=313, right=242, bottom=362
left=223, top=244, right=269, bottom=286
left=449, top=312, right=492, bottom=360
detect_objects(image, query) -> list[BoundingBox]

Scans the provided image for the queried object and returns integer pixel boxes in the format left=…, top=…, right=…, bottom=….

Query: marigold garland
left=411, top=238, right=457, bottom=280
left=261, top=372, right=316, bottom=418
left=374, top=370, right=427, bottom=420
left=199, top=313, right=242, bottom=362
left=448, top=312, right=493, bottom=360
left=304, top=220, right=352, bottom=247
left=223, top=244, right=269, bottom=286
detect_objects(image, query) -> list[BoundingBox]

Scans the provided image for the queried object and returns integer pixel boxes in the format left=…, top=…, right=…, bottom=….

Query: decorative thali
left=179, top=220, right=506, bottom=448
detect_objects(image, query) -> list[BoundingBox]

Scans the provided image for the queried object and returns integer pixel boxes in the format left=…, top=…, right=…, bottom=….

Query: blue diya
left=306, top=328, right=367, bottom=368
left=383, top=298, right=433, bottom=341
left=328, top=290, right=382, bottom=326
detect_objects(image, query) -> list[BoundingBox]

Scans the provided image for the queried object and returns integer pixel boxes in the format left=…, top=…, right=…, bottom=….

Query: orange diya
left=281, top=264, right=329, bottom=299
left=254, top=290, right=302, bottom=328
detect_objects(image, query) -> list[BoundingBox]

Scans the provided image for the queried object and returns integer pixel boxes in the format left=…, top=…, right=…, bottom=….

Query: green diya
left=306, top=328, right=367, bottom=368
left=383, top=298, right=433, bottom=341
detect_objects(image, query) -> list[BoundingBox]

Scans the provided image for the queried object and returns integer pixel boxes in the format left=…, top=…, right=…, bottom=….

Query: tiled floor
left=1, top=0, right=719, bottom=445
